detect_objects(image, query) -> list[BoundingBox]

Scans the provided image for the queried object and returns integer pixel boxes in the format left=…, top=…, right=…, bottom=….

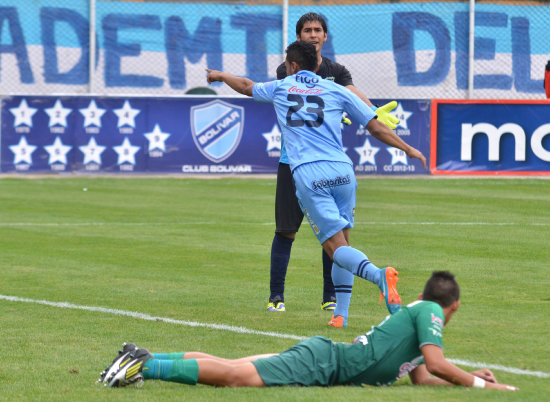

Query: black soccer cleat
left=104, top=347, right=153, bottom=387
left=97, top=342, right=138, bottom=384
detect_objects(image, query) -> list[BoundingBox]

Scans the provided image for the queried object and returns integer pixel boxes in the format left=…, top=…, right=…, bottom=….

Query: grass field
left=0, top=176, right=549, bottom=401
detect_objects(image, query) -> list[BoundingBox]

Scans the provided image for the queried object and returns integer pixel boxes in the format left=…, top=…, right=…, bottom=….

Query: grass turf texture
left=0, top=176, right=548, bottom=401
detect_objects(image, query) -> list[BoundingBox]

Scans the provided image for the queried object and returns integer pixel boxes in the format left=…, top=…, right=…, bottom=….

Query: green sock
left=168, top=359, right=199, bottom=385
left=152, top=352, right=186, bottom=360
left=143, top=358, right=199, bottom=385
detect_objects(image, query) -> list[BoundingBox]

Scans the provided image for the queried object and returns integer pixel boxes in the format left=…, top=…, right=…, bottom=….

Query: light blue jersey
left=253, top=70, right=376, bottom=171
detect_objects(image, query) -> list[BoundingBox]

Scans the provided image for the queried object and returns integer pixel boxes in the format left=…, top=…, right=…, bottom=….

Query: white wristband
left=473, top=376, right=486, bottom=388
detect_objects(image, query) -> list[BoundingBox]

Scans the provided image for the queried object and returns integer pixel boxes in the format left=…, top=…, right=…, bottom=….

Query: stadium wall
left=2, top=95, right=550, bottom=175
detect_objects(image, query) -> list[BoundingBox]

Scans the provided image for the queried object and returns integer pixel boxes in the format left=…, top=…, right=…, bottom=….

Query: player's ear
left=290, top=61, right=300, bottom=74
left=418, top=293, right=423, bottom=300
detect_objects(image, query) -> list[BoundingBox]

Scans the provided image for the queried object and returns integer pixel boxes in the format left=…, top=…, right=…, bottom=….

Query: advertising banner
left=431, top=99, right=550, bottom=175
left=344, top=99, right=431, bottom=175
left=1, top=96, right=430, bottom=175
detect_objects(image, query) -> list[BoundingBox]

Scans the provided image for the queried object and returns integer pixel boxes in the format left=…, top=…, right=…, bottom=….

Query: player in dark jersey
left=100, top=271, right=518, bottom=392
left=267, top=12, right=399, bottom=320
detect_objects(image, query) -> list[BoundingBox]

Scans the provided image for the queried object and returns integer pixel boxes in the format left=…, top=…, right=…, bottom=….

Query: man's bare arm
left=345, top=84, right=374, bottom=107
left=365, top=118, right=427, bottom=169
left=420, top=344, right=518, bottom=391
left=206, top=69, right=255, bottom=97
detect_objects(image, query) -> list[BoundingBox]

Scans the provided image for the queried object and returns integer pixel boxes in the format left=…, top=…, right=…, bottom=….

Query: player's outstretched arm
left=420, top=344, right=519, bottom=391
left=345, top=85, right=399, bottom=129
left=206, top=68, right=255, bottom=97
left=410, top=365, right=499, bottom=387
left=365, top=118, right=427, bottom=169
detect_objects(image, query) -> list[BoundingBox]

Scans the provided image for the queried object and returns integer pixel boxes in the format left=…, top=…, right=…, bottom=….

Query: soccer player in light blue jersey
left=206, top=41, right=427, bottom=327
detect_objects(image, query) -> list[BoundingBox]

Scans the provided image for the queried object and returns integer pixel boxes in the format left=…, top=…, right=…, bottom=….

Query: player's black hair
left=296, top=12, right=328, bottom=36
left=285, top=41, right=318, bottom=72
left=422, top=271, right=460, bottom=308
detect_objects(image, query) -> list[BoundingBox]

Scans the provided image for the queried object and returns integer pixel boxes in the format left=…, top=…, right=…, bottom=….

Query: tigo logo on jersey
left=190, top=100, right=244, bottom=163
left=295, top=74, right=319, bottom=88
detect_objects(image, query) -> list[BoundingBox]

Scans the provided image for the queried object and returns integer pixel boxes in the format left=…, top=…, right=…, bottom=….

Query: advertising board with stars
left=1, top=96, right=430, bottom=175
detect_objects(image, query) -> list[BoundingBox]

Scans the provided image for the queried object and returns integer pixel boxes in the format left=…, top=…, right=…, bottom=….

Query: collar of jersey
left=296, top=70, right=317, bottom=77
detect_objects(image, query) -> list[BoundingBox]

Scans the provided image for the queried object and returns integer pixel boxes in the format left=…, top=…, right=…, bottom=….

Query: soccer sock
left=143, top=358, right=199, bottom=385
left=333, top=246, right=381, bottom=284
left=322, top=249, right=336, bottom=302
left=143, top=358, right=170, bottom=380
left=152, top=352, right=185, bottom=360
left=331, top=262, right=354, bottom=319
left=270, top=233, right=294, bottom=301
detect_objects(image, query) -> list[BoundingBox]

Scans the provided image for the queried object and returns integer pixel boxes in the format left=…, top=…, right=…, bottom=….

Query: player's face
left=297, top=21, right=327, bottom=53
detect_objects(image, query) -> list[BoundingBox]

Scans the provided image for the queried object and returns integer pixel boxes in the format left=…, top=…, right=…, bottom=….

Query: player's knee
left=225, top=365, right=263, bottom=387
left=278, top=232, right=296, bottom=240
left=224, top=367, right=248, bottom=387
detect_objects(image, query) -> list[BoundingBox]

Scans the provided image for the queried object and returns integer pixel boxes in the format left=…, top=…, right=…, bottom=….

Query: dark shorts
left=252, top=336, right=339, bottom=386
left=275, top=162, right=304, bottom=234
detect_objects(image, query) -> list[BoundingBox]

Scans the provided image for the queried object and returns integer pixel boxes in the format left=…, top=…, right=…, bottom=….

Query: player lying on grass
left=203, top=40, right=427, bottom=327
left=98, top=271, right=518, bottom=391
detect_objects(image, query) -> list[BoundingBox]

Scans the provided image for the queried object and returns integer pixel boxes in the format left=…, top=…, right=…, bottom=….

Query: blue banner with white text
left=432, top=100, right=550, bottom=174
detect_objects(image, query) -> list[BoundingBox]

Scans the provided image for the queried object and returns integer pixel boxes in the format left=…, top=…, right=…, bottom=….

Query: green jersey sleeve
left=414, top=301, right=445, bottom=349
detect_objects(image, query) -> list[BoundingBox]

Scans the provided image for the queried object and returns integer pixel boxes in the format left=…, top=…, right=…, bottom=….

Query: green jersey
left=337, top=300, right=445, bottom=386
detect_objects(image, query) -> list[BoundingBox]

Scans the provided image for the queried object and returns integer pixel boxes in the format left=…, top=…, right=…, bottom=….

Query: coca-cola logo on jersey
left=288, top=86, right=324, bottom=95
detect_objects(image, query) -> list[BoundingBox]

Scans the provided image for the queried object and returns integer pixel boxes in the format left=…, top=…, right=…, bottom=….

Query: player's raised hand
left=206, top=68, right=223, bottom=84
left=374, top=101, right=399, bottom=130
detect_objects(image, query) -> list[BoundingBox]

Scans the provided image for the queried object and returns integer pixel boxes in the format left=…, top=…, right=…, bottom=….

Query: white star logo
left=144, top=124, right=171, bottom=152
left=9, top=136, right=37, bottom=165
left=354, top=138, right=380, bottom=165
left=79, top=137, right=106, bottom=165
left=113, top=100, right=140, bottom=128
left=393, top=103, right=413, bottom=130
left=9, top=99, right=38, bottom=127
left=45, top=99, right=72, bottom=128
left=113, top=137, right=140, bottom=165
left=44, top=136, right=72, bottom=165
left=262, top=124, right=282, bottom=151
left=387, top=147, right=409, bottom=166
left=79, top=100, right=106, bottom=128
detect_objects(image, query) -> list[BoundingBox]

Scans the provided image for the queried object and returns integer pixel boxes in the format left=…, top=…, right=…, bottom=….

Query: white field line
left=0, top=221, right=548, bottom=227
left=1, top=294, right=548, bottom=379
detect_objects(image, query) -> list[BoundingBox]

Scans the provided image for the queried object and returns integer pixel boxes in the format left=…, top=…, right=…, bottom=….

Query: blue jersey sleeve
left=253, top=81, right=278, bottom=103
left=340, top=87, right=376, bottom=127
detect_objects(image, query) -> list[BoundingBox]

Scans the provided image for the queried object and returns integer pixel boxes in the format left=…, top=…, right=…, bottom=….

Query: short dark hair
left=285, top=41, right=318, bottom=72
left=422, top=271, right=460, bottom=308
left=296, top=12, right=327, bottom=36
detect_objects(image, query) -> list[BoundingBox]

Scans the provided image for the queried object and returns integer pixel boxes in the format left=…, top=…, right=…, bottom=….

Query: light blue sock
left=333, top=246, right=381, bottom=284
left=332, top=262, right=354, bottom=320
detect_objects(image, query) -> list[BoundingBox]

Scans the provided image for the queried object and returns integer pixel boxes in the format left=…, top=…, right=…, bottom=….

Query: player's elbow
left=424, top=360, right=447, bottom=378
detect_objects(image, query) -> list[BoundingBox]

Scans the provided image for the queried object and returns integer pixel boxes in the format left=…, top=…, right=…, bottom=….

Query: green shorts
left=252, top=336, right=339, bottom=386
